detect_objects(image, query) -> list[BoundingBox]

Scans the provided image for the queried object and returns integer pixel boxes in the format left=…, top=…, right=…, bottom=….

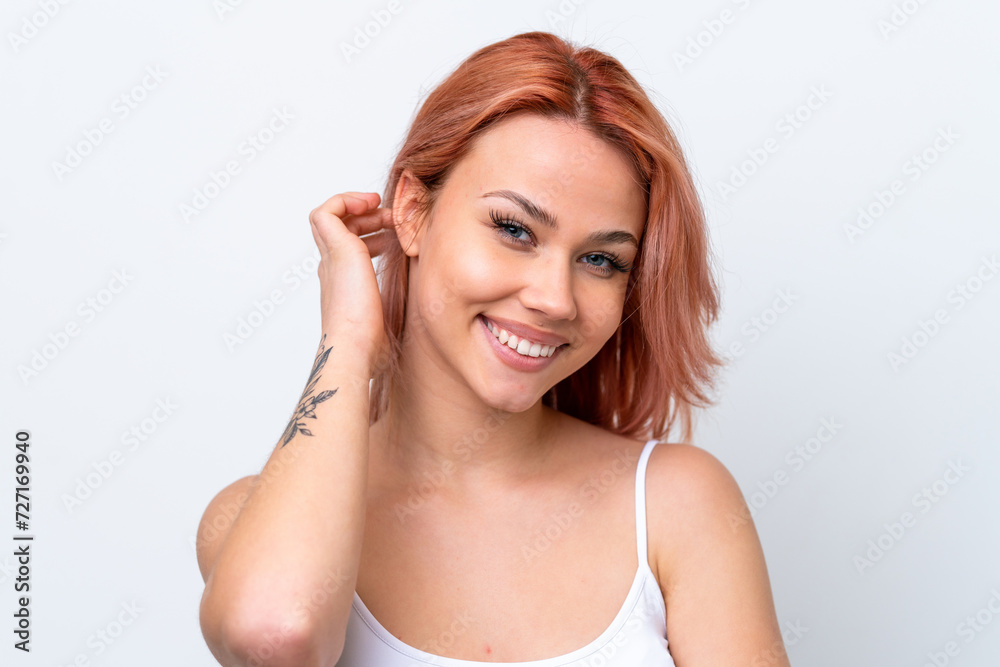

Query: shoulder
left=643, top=443, right=789, bottom=663
left=646, top=442, right=746, bottom=519
left=642, top=442, right=750, bottom=589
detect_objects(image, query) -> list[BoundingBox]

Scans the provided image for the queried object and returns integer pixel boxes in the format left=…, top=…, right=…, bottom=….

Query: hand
left=308, top=191, right=396, bottom=374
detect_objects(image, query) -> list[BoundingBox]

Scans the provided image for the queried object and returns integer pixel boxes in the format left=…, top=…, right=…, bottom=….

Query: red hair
left=369, top=31, right=724, bottom=443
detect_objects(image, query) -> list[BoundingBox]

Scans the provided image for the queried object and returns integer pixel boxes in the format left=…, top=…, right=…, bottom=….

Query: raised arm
left=196, top=192, right=397, bottom=667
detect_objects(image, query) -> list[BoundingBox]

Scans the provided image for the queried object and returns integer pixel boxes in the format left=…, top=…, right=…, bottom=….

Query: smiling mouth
left=480, top=315, right=566, bottom=359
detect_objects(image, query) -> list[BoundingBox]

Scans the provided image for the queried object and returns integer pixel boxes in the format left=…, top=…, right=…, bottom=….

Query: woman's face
left=395, top=113, right=647, bottom=413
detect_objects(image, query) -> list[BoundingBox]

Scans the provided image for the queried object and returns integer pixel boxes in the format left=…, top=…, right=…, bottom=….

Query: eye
left=488, top=208, right=533, bottom=245
left=583, top=253, right=632, bottom=273
left=487, top=208, right=633, bottom=276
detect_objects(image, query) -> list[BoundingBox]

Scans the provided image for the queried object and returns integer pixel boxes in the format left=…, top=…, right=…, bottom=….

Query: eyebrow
left=481, top=189, right=639, bottom=249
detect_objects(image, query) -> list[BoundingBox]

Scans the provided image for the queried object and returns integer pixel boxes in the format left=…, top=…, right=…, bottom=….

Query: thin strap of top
left=635, top=438, right=660, bottom=567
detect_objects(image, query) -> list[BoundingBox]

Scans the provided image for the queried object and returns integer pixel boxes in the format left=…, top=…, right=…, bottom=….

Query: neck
left=371, top=372, right=563, bottom=501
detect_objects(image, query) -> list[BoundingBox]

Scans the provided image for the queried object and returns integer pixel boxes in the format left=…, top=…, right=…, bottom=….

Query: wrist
left=317, top=331, right=378, bottom=378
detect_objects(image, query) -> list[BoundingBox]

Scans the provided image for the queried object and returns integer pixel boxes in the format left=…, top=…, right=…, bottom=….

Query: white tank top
left=336, top=438, right=675, bottom=666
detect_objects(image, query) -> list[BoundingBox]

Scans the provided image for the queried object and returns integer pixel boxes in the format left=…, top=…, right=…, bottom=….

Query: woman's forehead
left=450, top=114, right=647, bottom=228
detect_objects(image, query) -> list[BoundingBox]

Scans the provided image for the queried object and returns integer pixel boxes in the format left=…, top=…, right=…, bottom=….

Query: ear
left=392, top=169, right=429, bottom=258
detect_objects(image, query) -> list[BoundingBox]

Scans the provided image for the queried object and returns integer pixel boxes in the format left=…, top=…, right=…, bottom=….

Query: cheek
left=437, top=231, right=512, bottom=302
left=415, top=228, right=506, bottom=314
left=578, top=292, right=625, bottom=344
left=457, top=239, right=499, bottom=286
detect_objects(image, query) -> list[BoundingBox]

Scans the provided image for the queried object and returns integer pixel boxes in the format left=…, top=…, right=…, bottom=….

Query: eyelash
left=488, top=208, right=632, bottom=276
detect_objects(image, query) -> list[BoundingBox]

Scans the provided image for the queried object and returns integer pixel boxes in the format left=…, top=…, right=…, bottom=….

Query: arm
left=196, top=474, right=256, bottom=584
left=198, top=334, right=375, bottom=667
left=648, top=444, right=791, bottom=666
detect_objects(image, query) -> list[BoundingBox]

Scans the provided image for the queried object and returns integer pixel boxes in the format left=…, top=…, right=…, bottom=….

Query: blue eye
left=583, top=254, right=618, bottom=270
left=487, top=208, right=535, bottom=247
left=495, top=220, right=532, bottom=243
left=487, top=208, right=632, bottom=276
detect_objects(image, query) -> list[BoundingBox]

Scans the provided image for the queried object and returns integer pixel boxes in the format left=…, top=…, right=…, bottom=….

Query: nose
left=518, top=254, right=577, bottom=322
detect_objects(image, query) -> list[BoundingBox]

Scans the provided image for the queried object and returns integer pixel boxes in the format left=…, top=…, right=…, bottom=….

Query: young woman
left=196, top=31, right=790, bottom=667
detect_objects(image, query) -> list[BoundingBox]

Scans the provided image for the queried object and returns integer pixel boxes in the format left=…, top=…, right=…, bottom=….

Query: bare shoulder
left=196, top=474, right=258, bottom=584
left=644, top=442, right=790, bottom=665
left=645, top=443, right=748, bottom=544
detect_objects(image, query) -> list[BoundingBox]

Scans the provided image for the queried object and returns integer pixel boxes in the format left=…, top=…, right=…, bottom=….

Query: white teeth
left=485, top=318, right=558, bottom=358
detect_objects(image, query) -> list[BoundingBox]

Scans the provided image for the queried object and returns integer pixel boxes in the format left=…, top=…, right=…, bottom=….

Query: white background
left=2, top=1, right=998, bottom=665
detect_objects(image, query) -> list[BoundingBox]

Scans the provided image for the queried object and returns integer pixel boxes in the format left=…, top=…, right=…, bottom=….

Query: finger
left=309, top=216, right=330, bottom=256
left=309, top=193, right=382, bottom=254
left=359, top=228, right=399, bottom=258
left=342, top=207, right=394, bottom=237
left=311, top=192, right=381, bottom=223
left=342, top=191, right=380, bottom=204
left=341, top=192, right=381, bottom=213
left=332, top=191, right=380, bottom=209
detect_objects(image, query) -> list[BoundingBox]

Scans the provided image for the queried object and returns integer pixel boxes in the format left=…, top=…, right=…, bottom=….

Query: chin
left=480, top=387, right=543, bottom=415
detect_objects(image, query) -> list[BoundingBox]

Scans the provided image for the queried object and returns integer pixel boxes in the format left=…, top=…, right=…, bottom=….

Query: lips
left=479, top=314, right=563, bottom=370
left=483, top=317, right=560, bottom=358
left=480, top=314, right=569, bottom=348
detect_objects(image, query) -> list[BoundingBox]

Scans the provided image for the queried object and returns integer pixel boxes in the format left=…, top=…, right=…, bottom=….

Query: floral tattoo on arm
left=280, top=333, right=338, bottom=447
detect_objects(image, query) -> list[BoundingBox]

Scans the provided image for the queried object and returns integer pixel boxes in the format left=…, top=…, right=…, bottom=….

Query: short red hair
left=369, top=31, right=724, bottom=443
